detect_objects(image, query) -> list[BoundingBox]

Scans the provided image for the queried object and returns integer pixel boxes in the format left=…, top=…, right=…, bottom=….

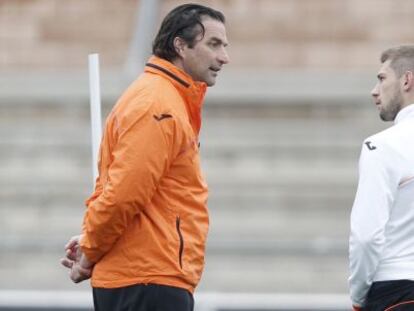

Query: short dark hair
left=152, top=4, right=225, bottom=62
left=381, top=45, right=414, bottom=77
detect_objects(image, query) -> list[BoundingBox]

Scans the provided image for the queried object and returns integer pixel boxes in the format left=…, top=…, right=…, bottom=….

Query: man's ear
left=402, top=71, right=414, bottom=92
left=173, top=37, right=186, bottom=58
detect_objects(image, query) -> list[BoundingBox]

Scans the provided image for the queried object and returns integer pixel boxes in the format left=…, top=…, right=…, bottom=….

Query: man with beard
left=349, top=46, right=414, bottom=311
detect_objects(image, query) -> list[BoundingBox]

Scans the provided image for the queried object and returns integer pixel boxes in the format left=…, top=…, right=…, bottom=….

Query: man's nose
left=371, top=83, right=379, bottom=98
left=218, top=47, right=230, bottom=65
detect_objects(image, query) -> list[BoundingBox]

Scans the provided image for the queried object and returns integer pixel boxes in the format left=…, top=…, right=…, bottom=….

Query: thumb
left=65, top=235, right=81, bottom=251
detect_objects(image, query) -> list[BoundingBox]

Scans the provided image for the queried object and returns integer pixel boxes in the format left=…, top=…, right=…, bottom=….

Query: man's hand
left=69, top=260, right=92, bottom=283
left=60, top=235, right=82, bottom=269
left=61, top=235, right=93, bottom=283
left=353, top=305, right=362, bottom=311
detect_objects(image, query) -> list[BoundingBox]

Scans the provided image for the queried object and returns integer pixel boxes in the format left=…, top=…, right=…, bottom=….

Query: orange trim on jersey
left=384, top=300, right=414, bottom=311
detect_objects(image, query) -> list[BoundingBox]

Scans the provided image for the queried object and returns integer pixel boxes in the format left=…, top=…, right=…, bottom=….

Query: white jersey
left=349, top=104, right=414, bottom=307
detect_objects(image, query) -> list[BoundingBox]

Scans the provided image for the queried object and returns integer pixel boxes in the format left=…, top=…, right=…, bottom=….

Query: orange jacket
left=80, top=56, right=209, bottom=293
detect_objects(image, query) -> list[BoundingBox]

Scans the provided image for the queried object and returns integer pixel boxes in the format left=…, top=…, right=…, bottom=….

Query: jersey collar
left=395, top=104, right=414, bottom=124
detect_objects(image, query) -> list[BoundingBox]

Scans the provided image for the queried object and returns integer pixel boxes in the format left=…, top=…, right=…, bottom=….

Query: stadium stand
left=1, top=0, right=413, bottom=309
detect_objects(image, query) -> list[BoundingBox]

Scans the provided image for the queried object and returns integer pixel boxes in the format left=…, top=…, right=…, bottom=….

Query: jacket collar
left=144, top=56, right=207, bottom=136
left=395, top=104, right=414, bottom=124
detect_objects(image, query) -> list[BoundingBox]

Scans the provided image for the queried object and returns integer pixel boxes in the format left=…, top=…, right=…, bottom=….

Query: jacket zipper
left=176, top=216, right=184, bottom=269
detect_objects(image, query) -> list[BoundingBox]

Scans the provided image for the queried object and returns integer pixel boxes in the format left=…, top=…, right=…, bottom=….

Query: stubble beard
left=380, top=88, right=403, bottom=121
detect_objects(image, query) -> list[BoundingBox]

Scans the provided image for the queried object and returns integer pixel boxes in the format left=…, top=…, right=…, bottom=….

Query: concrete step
left=199, top=253, right=348, bottom=293
left=1, top=202, right=350, bottom=243
left=1, top=154, right=358, bottom=181
left=0, top=119, right=382, bottom=145
left=0, top=249, right=348, bottom=293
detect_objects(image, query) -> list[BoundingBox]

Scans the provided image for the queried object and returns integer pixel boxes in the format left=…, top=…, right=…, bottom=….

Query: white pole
left=88, top=54, right=102, bottom=184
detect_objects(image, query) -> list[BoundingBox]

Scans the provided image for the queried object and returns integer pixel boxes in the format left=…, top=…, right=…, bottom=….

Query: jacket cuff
left=79, top=234, right=100, bottom=264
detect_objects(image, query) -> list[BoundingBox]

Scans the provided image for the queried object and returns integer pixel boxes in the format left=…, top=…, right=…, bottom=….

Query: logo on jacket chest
left=364, top=141, right=377, bottom=151
left=153, top=114, right=173, bottom=121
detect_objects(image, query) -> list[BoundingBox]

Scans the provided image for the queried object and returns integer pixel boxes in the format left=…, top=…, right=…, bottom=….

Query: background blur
left=1, top=0, right=414, bottom=307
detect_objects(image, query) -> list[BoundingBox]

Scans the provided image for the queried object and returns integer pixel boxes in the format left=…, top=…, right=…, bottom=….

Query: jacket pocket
left=176, top=216, right=184, bottom=269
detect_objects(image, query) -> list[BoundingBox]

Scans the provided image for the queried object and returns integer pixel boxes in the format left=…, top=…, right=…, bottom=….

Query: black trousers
left=363, top=280, right=414, bottom=311
left=93, top=283, right=194, bottom=311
